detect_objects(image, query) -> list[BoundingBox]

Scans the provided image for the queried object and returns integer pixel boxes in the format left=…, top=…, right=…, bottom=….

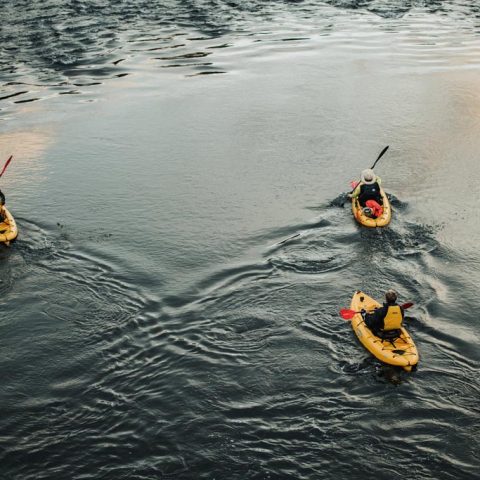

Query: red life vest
left=365, top=199, right=383, bottom=218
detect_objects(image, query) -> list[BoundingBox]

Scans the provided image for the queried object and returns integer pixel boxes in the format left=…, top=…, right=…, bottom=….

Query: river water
left=1, top=1, right=479, bottom=479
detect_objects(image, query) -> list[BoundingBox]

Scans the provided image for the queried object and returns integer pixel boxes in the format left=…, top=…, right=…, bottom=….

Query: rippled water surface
left=1, top=1, right=480, bottom=479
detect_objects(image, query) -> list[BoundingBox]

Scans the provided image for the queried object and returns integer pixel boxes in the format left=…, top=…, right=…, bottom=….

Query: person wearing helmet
left=362, top=290, right=405, bottom=339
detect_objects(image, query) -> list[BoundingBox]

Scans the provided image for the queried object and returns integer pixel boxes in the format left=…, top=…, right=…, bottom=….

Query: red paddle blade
left=339, top=308, right=357, bottom=320
left=350, top=180, right=359, bottom=190
left=0, top=155, right=13, bottom=178
left=402, top=302, right=413, bottom=309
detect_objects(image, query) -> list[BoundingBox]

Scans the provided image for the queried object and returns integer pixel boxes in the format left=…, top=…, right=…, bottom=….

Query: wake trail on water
left=135, top=199, right=479, bottom=471
left=1, top=0, right=480, bottom=477
left=0, top=192, right=478, bottom=479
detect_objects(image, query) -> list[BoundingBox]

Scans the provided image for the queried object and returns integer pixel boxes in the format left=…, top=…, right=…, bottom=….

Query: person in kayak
left=0, top=189, right=5, bottom=222
left=362, top=289, right=405, bottom=339
left=348, top=169, right=383, bottom=217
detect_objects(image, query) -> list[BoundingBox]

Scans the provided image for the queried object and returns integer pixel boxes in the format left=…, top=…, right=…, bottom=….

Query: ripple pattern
left=2, top=1, right=480, bottom=116
left=1, top=1, right=480, bottom=479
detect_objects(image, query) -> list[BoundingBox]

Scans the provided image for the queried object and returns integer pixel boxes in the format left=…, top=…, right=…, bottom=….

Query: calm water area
left=0, top=1, right=479, bottom=479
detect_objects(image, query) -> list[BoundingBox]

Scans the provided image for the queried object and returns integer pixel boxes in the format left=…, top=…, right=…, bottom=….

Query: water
left=1, top=1, right=479, bottom=479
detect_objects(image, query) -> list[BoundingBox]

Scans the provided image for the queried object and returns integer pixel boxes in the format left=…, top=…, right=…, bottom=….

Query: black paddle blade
left=370, top=145, right=389, bottom=170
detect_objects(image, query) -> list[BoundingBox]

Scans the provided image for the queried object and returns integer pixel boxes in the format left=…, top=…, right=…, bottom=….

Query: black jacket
left=365, top=301, right=404, bottom=335
left=358, top=182, right=383, bottom=206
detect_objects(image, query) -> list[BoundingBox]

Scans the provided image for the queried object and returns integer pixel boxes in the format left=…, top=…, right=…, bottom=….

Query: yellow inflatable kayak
left=351, top=187, right=391, bottom=227
left=0, top=205, right=18, bottom=245
left=350, top=291, right=419, bottom=372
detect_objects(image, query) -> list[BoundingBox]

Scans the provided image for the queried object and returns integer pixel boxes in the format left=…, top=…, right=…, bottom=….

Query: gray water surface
left=1, top=1, right=479, bottom=479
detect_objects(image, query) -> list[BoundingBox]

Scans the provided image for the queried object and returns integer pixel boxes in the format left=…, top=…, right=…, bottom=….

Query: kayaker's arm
left=366, top=304, right=388, bottom=332
left=349, top=183, right=362, bottom=198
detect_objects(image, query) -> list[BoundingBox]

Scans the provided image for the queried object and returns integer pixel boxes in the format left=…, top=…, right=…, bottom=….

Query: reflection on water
left=0, top=128, right=53, bottom=161
left=2, top=1, right=480, bottom=117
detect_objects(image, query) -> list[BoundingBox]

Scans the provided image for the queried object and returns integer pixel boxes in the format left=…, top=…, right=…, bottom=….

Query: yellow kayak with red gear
left=351, top=187, right=392, bottom=227
left=350, top=291, right=419, bottom=372
left=0, top=205, right=18, bottom=245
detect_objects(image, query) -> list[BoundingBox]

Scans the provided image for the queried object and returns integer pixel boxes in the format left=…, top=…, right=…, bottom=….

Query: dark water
left=1, top=1, right=480, bottom=479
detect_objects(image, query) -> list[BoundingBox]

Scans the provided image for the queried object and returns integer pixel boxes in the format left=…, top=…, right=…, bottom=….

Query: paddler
left=0, top=189, right=5, bottom=222
left=348, top=168, right=383, bottom=217
left=362, top=289, right=405, bottom=338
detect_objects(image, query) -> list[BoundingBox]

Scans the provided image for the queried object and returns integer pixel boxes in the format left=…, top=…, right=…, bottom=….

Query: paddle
left=347, top=145, right=389, bottom=195
left=0, top=155, right=13, bottom=179
left=369, top=145, right=389, bottom=171
left=0, top=155, right=12, bottom=207
left=339, top=302, right=413, bottom=320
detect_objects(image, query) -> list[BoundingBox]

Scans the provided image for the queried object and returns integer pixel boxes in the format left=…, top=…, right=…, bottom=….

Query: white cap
left=361, top=169, right=376, bottom=184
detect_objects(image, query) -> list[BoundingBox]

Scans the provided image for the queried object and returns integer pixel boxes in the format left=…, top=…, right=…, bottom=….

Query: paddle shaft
left=348, top=145, right=389, bottom=195
left=340, top=302, right=413, bottom=320
left=0, top=155, right=13, bottom=179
